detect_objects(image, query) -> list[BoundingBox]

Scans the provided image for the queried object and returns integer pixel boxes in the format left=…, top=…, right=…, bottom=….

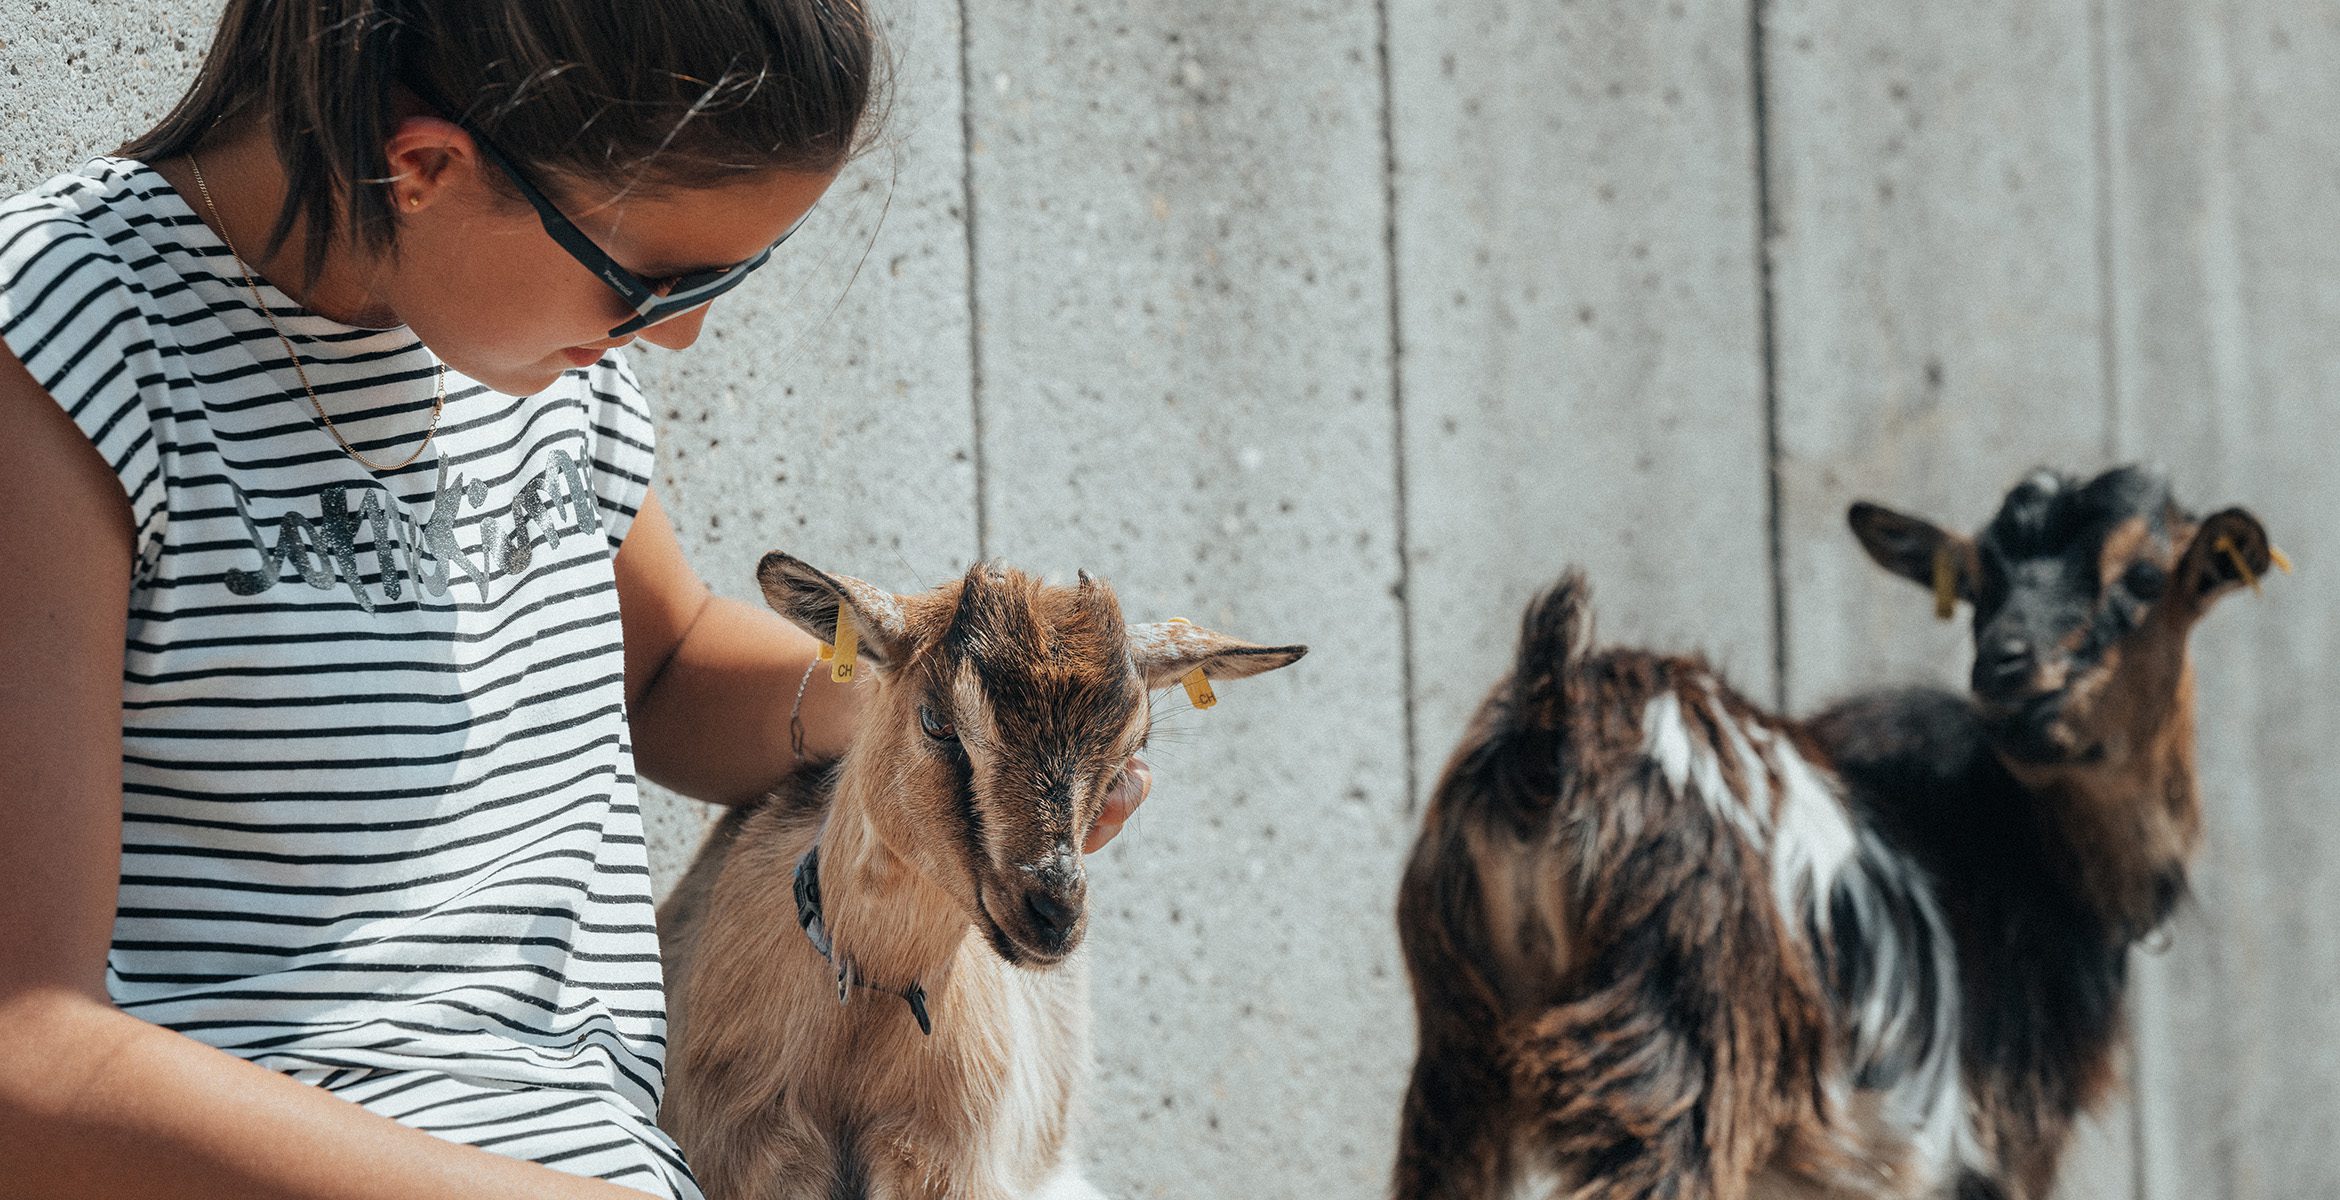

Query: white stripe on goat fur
left=1640, top=686, right=1976, bottom=1192
left=1643, top=692, right=1770, bottom=846
left=1640, top=690, right=1858, bottom=917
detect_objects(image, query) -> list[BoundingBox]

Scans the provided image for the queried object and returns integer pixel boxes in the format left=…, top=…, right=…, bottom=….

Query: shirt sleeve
left=584, top=350, right=658, bottom=551
left=0, top=193, right=172, bottom=579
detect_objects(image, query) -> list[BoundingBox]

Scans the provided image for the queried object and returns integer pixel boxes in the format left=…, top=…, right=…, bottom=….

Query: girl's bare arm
left=0, top=350, right=648, bottom=1200
left=615, top=487, right=861, bottom=805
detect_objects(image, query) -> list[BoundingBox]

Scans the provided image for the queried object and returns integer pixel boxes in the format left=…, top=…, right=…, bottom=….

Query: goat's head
left=758, top=554, right=1307, bottom=968
left=1848, top=466, right=2273, bottom=772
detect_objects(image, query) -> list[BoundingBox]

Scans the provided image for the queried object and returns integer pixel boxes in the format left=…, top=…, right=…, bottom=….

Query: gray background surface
left=5, top=1, right=2334, bottom=1196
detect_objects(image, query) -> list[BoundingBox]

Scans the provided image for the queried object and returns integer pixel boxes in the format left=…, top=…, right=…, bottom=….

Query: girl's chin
left=459, top=362, right=569, bottom=397
left=448, top=351, right=601, bottom=396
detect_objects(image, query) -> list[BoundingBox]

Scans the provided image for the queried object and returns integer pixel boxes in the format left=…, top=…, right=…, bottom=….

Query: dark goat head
left=1849, top=465, right=2274, bottom=769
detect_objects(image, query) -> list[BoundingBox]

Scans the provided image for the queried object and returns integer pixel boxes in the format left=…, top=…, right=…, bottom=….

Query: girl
left=0, top=4, right=1148, bottom=1198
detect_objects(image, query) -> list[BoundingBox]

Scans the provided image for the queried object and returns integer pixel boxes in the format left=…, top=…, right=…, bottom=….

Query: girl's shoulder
left=1, top=157, right=195, bottom=334
left=0, top=156, right=176, bottom=260
left=0, top=160, right=193, bottom=579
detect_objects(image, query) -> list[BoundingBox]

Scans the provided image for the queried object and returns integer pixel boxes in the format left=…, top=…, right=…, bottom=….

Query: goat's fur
left=660, top=555, right=1303, bottom=1200
left=1394, top=467, right=2275, bottom=1200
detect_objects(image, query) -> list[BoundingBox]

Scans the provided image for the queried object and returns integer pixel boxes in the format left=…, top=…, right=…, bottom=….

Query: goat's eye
left=919, top=705, right=958, bottom=742
left=2122, top=560, right=2168, bottom=601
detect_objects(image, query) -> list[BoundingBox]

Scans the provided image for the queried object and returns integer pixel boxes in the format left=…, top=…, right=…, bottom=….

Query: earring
left=404, top=194, right=422, bottom=210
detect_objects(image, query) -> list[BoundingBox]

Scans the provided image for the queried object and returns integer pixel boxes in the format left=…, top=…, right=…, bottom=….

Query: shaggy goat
left=659, top=555, right=1304, bottom=1200
left=1393, top=466, right=2278, bottom=1200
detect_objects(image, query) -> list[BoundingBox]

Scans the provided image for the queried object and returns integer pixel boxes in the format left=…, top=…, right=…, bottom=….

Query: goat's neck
left=811, top=755, right=977, bottom=996
left=2004, top=647, right=2202, bottom=942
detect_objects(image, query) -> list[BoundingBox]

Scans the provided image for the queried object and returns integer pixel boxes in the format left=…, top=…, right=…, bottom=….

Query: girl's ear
left=1848, top=500, right=1979, bottom=602
left=756, top=552, right=911, bottom=668
left=1125, top=621, right=1307, bottom=691
left=379, top=114, right=482, bottom=212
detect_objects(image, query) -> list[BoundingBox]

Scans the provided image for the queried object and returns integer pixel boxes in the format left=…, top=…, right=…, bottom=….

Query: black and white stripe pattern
left=2, top=158, right=696, bottom=1197
left=283, top=1067, right=699, bottom=1194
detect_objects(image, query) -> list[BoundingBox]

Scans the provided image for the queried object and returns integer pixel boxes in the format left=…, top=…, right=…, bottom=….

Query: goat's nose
left=1025, top=887, right=1078, bottom=942
left=1974, top=636, right=2036, bottom=691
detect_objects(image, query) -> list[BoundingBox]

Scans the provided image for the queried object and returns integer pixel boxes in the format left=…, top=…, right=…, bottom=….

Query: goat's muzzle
left=992, top=849, right=1088, bottom=966
left=1025, top=887, right=1079, bottom=945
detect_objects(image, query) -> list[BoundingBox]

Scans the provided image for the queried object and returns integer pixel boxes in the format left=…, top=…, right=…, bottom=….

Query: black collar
left=793, top=843, right=933, bottom=1036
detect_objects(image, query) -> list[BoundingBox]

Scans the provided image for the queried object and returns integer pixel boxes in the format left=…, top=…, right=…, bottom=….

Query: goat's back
left=1395, top=573, right=1964, bottom=1200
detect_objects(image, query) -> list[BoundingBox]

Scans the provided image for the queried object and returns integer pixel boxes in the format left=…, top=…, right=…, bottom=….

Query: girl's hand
left=1084, top=754, right=1152, bottom=853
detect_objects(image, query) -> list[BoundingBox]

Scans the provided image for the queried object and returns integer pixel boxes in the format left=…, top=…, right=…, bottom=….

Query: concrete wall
left=6, top=2, right=2335, bottom=1196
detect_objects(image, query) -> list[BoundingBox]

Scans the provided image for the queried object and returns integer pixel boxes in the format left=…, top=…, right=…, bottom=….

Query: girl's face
left=376, top=119, right=838, bottom=396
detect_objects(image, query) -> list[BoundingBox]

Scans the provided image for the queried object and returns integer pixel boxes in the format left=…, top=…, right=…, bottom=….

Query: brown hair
left=121, top=0, right=884, bottom=290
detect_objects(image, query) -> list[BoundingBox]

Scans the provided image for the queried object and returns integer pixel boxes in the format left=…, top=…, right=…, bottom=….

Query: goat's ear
left=755, top=552, right=912, bottom=668
left=2170, top=507, right=2275, bottom=614
left=1126, top=621, right=1307, bottom=691
left=1849, top=501, right=1979, bottom=602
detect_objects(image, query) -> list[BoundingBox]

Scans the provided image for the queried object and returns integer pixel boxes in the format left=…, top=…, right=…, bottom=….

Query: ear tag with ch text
left=829, top=608, right=859, bottom=682
left=1932, top=543, right=1958, bottom=622
left=1166, top=618, right=1218, bottom=710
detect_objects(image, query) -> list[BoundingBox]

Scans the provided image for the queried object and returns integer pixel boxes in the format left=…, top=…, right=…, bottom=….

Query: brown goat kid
left=659, top=554, right=1303, bottom=1200
left=1394, top=467, right=2277, bottom=1200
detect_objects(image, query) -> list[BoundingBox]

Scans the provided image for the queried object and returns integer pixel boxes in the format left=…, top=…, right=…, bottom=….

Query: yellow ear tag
left=817, top=639, right=835, bottom=662
left=2213, top=535, right=2289, bottom=595
left=1932, top=543, right=1958, bottom=622
left=1165, top=617, right=1217, bottom=711
left=1182, top=669, right=1217, bottom=710
left=2213, top=535, right=2255, bottom=594
left=830, top=608, right=859, bottom=682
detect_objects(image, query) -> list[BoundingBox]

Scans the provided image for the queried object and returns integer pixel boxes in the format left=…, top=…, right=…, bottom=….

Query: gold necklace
left=186, top=154, right=446, bottom=473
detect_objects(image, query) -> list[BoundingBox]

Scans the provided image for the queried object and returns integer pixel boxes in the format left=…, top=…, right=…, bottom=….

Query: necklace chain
left=185, top=154, right=446, bottom=473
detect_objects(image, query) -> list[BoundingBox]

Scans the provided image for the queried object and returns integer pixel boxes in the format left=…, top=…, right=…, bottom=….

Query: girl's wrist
left=786, top=648, right=864, bottom=769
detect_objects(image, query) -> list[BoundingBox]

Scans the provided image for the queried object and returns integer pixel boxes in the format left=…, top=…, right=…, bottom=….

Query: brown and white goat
left=658, top=555, right=1304, bottom=1200
left=1393, top=466, right=2278, bottom=1200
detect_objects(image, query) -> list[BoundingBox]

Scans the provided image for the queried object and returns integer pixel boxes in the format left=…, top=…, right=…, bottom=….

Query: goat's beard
left=972, top=890, right=1030, bottom=966
left=970, top=886, right=1084, bottom=969
left=1983, top=691, right=2109, bottom=766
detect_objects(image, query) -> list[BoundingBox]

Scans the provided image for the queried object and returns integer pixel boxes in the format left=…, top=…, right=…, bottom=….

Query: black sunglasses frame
left=406, top=82, right=796, bottom=338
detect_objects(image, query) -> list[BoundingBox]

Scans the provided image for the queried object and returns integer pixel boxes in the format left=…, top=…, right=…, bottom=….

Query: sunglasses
left=408, top=82, right=802, bottom=338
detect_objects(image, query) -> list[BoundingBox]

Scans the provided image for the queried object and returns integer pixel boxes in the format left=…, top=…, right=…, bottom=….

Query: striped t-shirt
left=0, top=157, right=698, bottom=1197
